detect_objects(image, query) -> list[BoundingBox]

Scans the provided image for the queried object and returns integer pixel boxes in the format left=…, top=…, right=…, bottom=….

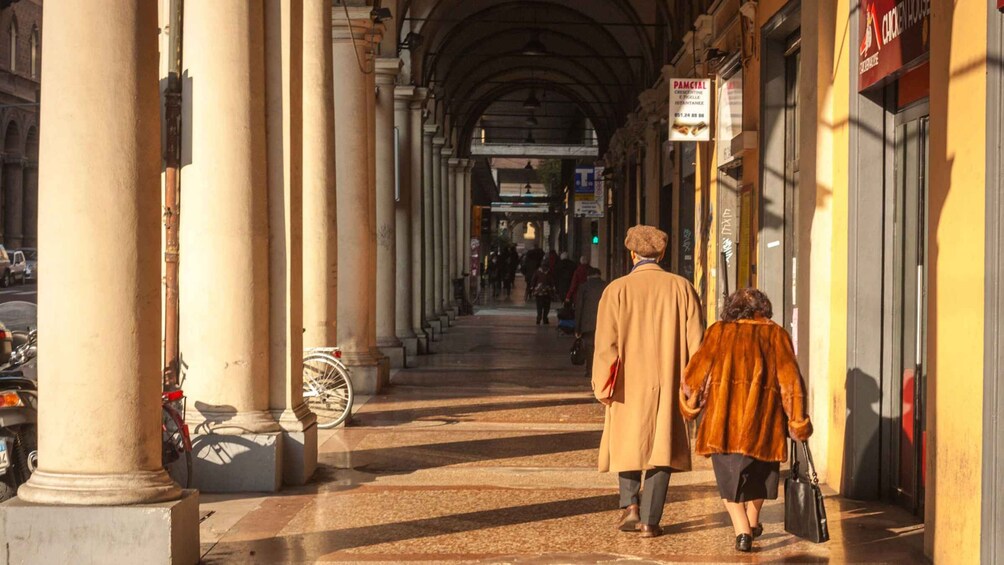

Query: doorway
left=888, top=104, right=929, bottom=514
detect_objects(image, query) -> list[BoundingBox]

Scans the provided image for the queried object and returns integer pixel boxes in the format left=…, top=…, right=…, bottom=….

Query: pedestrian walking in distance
left=591, top=225, right=705, bottom=538
left=679, top=287, right=813, bottom=553
left=530, top=262, right=556, bottom=325
left=574, top=267, right=606, bottom=378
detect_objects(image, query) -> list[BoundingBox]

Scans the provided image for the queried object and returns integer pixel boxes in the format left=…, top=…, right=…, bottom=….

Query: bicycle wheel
left=303, top=352, right=354, bottom=429
left=162, top=404, right=193, bottom=489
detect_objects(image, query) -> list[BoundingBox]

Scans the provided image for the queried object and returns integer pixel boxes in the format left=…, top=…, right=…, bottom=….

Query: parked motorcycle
left=0, top=301, right=37, bottom=501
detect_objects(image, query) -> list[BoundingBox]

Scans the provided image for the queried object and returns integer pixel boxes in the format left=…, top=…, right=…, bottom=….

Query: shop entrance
left=888, top=104, right=929, bottom=514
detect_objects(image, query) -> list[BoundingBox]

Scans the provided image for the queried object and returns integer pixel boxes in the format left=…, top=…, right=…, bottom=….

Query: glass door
left=782, top=33, right=801, bottom=348
left=891, top=108, right=928, bottom=514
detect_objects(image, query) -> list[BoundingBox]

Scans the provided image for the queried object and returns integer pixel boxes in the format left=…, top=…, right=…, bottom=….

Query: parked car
left=20, top=249, right=35, bottom=282
left=0, top=247, right=23, bottom=288
left=6, top=251, right=24, bottom=287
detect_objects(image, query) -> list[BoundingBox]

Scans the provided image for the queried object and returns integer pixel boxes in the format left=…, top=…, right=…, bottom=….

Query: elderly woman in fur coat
left=680, top=287, right=813, bottom=553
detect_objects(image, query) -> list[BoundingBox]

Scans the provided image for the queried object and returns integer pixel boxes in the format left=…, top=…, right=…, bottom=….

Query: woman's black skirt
left=710, top=453, right=781, bottom=502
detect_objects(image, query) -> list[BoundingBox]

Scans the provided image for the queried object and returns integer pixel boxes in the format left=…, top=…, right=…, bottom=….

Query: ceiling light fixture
left=524, top=182, right=533, bottom=194
left=524, top=130, right=536, bottom=144
left=524, top=160, right=533, bottom=170
left=525, top=113, right=539, bottom=126
left=522, top=90, right=540, bottom=110
left=521, top=32, right=548, bottom=56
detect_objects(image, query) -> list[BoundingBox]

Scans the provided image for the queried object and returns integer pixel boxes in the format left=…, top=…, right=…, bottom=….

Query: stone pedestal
left=191, top=430, right=283, bottom=492
left=0, top=491, right=200, bottom=565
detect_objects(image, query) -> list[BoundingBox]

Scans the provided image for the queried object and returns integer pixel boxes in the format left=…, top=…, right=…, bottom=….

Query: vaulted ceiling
left=390, top=0, right=712, bottom=157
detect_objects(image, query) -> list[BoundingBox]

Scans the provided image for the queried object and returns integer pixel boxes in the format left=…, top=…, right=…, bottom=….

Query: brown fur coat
left=679, top=318, right=812, bottom=462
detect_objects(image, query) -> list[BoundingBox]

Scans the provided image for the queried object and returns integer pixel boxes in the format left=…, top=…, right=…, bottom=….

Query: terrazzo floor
left=198, top=297, right=927, bottom=564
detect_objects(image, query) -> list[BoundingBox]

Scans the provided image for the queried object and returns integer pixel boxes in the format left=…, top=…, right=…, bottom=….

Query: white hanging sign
left=669, top=79, right=711, bottom=141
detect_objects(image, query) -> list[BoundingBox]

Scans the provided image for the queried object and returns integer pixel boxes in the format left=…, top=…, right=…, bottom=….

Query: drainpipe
left=163, top=0, right=182, bottom=388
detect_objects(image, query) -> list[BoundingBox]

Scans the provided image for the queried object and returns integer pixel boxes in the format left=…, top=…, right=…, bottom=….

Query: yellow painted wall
left=822, top=0, right=850, bottom=491
left=926, top=0, right=986, bottom=560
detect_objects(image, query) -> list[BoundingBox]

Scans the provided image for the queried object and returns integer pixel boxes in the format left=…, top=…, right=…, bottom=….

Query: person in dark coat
left=530, top=263, right=556, bottom=325
left=555, top=252, right=578, bottom=303
left=574, top=267, right=607, bottom=378
left=565, top=256, right=591, bottom=303
left=522, top=246, right=544, bottom=300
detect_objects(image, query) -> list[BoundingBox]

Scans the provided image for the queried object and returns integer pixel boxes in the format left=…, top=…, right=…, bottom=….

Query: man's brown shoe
left=617, top=504, right=640, bottom=532
left=638, top=524, right=663, bottom=538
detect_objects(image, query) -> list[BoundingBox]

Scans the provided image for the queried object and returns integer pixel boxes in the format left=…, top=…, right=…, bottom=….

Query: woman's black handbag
left=570, top=337, right=586, bottom=366
left=784, top=440, right=830, bottom=543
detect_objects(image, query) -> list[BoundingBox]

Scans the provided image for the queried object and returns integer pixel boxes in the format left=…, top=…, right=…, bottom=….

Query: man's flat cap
left=624, top=225, right=668, bottom=257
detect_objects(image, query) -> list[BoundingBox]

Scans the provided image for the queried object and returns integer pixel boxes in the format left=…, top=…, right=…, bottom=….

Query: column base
left=17, top=468, right=181, bottom=506
left=379, top=344, right=406, bottom=369
left=439, top=315, right=450, bottom=329
left=341, top=350, right=390, bottom=394
left=190, top=430, right=283, bottom=493
left=272, top=403, right=318, bottom=486
left=399, top=335, right=419, bottom=360
left=416, top=333, right=429, bottom=354
left=427, top=318, right=442, bottom=338
left=447, top=307, right=458, bottom=321
left=0, top=489, right=200, bottom=565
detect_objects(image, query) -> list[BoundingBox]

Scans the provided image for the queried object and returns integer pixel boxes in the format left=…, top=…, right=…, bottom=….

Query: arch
left=4, top=120, right=21, bottom=155
left=24, top=125, right=37, bottom=159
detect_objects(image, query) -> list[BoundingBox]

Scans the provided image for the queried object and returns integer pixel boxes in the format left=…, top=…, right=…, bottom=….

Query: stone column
left=431, top=135, right=446, bottom=323
left=177, top=0, right=283, bottom=493
left=394, top=84, right=419, bottom=360
left=265, top=0, right=316, bottom=486
left=440, top=145, right=455, bottom=322
left=302, top=0, right=337, bottom=350
left=422, top=125, right=441, bottom=336
left=3, top=157, right=23, bottom=248
left=7, top=2, right=199, bottom=561
left=447, top=157, right=459, bottom=286
left=21, top=160, right=37, bottom=247
left=463, top=161, right=475, bottom=303
left=409, top=89, right=429, bottom=352
left=374, top=58, right=405, bottom=369
left=454, top=158, right=468, bottom=286
left=332, top=8, right=388, bottom=394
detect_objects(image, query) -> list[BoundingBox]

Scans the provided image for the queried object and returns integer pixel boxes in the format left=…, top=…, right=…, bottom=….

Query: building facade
left=599, top=1, right=1002, bottom=562
left=0, top=0, right=39, bottom=249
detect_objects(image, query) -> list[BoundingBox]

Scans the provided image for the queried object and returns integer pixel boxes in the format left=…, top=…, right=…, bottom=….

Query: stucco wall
left=926, top=0, right=986, bottom=561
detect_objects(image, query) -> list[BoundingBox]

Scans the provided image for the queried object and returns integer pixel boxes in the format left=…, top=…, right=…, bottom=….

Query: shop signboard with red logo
left=859, top=0, right=931, bottom=91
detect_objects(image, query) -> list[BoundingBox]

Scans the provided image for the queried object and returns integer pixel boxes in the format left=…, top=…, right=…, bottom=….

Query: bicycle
left=302, top=347, right=354, bottom=429
left=162, top=388, right=193, bottom=489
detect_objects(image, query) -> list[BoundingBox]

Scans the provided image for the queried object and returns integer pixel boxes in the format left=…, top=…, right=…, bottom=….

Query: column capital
left=457, top=158, right=470, bottom=168
left=395, top=85, right=416, bottom=100
left=331, top=7, right=374, bottom=43
left=448, top=157, right=460, bottom=167
left=375, top=57, right=402, bottom=84
left=423, top=124, right=439, bottom=136
left=3, top=154, right=24, bottom=166
left=439, top=145, right=453, bottom=157
left=432, top=136, right=446, bottom=147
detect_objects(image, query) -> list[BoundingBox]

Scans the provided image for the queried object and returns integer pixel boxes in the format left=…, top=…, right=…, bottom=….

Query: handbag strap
left=799, top=440, right=820, bottom=486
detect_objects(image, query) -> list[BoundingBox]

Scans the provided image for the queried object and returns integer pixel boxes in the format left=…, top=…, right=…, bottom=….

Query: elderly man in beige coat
left=591, top=225, right=705, bottom=537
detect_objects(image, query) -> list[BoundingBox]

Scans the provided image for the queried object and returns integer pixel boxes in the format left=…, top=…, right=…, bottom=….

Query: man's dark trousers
left=618, top=467, right=672, bottom=525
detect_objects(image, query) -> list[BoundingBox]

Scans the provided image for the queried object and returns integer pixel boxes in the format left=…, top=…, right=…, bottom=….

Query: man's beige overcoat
left=590, top=263, right=705, bottom=473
